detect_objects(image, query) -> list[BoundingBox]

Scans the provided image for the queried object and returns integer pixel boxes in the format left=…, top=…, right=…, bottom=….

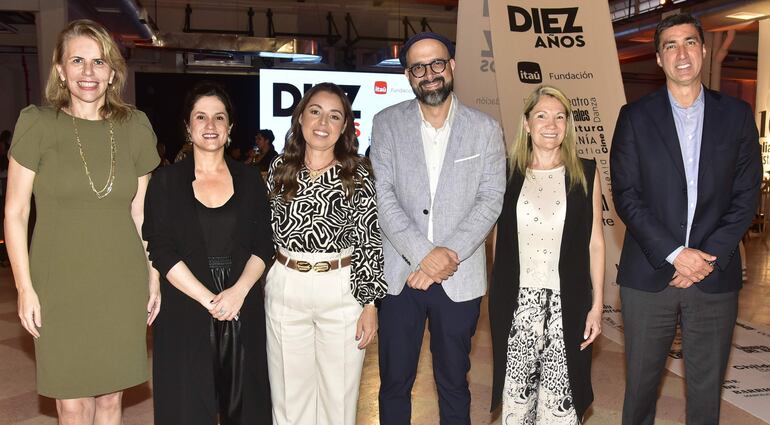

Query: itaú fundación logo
left=517, top=62, right=542, bottom=84
left=374, top=81, right=388, bottom=95
left=507, top=6, right=585, bottom=48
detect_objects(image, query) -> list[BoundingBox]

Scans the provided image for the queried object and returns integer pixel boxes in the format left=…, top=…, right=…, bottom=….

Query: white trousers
left=265, top=248, right=365, bottom=425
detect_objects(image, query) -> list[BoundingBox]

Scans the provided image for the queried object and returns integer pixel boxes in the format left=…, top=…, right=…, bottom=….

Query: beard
left=411, top=76, right=454, bottom=106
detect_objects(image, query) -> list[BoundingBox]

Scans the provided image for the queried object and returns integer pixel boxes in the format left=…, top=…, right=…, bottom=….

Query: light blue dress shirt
left=665, top=86, right=705, bottom=264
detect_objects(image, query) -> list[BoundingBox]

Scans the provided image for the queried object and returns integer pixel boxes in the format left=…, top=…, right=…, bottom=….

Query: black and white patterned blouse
left=267, top=155, right=387, bottom=306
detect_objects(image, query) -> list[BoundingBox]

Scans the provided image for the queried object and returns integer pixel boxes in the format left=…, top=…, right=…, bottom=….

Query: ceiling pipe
left=183, top=3, right=255, bottom=36
left=116, top=0, right=155, bottom=40
left=266, top=8, right=341, bottom=46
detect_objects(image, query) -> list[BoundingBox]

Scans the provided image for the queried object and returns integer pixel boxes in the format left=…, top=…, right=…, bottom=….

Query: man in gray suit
left=370, top=32, right=506, bottom=425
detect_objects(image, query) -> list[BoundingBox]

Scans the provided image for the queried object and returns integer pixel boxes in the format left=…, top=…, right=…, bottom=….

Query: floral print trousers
left=503, top=287, right=579, bottom=425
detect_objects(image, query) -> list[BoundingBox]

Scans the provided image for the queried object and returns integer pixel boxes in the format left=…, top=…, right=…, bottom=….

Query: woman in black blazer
left=489, top=85, right=604, bottom=424
left=143, top=81, right=273, bottom=424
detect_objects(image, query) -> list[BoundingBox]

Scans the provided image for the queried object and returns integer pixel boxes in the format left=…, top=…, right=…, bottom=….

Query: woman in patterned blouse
left=265, top=82, right=387, bottom=425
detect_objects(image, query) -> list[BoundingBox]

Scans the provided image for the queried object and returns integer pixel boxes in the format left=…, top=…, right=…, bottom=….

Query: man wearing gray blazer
left=370, top=32, right=506, bottom=425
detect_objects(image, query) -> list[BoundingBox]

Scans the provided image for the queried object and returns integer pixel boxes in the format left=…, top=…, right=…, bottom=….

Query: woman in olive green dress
left=4, top=20, right=159, bottom=424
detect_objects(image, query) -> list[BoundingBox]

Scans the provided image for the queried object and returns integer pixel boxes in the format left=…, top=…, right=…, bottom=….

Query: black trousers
left=620, top=285, right=738, bottom=425
left=378, top=285, right=481, bottom=425
left=153, top=258, right=271, bottom=425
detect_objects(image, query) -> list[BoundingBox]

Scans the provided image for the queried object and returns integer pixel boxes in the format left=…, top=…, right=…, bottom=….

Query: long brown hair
left=509, top=85, right=586, bottom=194
left=45, top=19, right=132, bottom=122
left=271, top=82, right=368, bottom=201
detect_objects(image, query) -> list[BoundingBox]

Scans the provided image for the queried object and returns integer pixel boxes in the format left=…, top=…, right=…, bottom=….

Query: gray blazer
left=370, top=98, right=506, bottom=302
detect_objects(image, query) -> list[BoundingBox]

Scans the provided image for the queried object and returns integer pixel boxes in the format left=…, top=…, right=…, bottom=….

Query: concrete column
left=36, top=0, right=67, bottom=97
left=701, top=31, right=717, bottom=89
left=700, top=30, right=735, bottom=92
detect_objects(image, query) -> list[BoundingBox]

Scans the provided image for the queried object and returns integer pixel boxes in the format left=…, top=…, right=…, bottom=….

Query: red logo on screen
left=374, top=81, right=388, bottom=94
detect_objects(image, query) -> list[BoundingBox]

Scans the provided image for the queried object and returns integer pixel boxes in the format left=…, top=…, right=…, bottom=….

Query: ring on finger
left=219, top=308, right=226, bottom=314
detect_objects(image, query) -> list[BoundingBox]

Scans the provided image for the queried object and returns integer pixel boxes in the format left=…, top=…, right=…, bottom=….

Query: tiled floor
left=1, top=236, right=769, bottom=424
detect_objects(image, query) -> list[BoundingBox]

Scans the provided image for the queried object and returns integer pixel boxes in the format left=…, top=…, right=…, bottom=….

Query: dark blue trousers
left=378, top=285, right=481, bottom=425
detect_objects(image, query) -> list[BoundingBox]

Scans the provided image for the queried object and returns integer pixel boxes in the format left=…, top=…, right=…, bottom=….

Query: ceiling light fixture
left=375, top=43, right=403, bottom=68
left=259, top=52, right=322, bottom=62
left=375, top=58, right=402, bottom=67
left=726, top=12, right=767, bottom=20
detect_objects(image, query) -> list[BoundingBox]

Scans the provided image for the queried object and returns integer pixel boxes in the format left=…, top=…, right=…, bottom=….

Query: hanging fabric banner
left=454, top=0, right=501, bottom=121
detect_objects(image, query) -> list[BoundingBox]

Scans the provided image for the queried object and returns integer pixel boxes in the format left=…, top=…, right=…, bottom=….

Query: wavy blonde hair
left=45, top=19, right=132, bottom=122
left=509, top=85, right=586, bottom=194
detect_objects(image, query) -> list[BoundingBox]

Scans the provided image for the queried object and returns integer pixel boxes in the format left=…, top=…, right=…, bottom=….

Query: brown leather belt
left=275, top=251, right=351, bottom=273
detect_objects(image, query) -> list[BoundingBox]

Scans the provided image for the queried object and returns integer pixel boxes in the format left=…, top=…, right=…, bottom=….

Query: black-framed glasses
left=407, top=58, right=449, bottom=78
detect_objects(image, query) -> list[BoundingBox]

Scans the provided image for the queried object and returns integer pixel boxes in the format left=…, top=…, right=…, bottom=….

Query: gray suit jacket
left=370, top=98, right=506, bottom=302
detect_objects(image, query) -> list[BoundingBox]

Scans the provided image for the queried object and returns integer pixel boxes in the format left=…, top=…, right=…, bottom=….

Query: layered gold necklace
left=305, top=158, right=337, bottom=181
left=72, top=115, right=117, bottom=199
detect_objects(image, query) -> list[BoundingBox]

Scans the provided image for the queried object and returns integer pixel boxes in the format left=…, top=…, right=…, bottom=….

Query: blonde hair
left=45, top=19, right=132, bottom=122
left=508, top=85, right=587, bottom=194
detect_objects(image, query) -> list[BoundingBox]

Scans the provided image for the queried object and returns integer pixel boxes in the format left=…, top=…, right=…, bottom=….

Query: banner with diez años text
left=488, top=0, right=627, bottom=341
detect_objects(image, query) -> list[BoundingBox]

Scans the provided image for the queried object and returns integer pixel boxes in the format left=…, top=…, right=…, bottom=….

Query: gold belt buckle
left=295, top=260, right=313, bottom=272
left=313, top=261, right=332, bottom=272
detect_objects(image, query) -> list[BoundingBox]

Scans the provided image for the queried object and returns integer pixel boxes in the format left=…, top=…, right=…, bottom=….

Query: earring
left=185, top=130, right=192, bottom=143
left=59, top=79, right=66, bottom=89
left=226, top=135, right=232, bottom=147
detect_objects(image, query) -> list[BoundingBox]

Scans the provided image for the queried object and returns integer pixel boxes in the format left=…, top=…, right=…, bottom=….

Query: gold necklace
left=305, top=158, right=336, bottom=180
left=72, top=115, right=117, bottom=199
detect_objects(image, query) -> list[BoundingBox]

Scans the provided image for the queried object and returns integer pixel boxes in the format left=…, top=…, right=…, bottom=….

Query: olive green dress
left=9, top=105, right=160, bottom=398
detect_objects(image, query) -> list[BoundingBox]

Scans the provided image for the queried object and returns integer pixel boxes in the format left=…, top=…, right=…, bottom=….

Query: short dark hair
left=182, top=81, right=236, bottom=126
left=654, top=13, right=705, bottom=53
left=257, top=129, right=275, bottom=143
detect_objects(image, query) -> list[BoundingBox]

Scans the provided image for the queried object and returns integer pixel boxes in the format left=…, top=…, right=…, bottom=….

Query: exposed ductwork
left=132, top=31, right=314, bottom=56
left=73, top=0, right=328, bottom=65
left=78, top=0, right=770, bottom=69
left=71, top=0, right=155, bottom=40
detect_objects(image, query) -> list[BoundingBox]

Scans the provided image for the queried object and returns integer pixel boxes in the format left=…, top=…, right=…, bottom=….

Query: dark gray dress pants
left=620, top=285, right=738, bottom=425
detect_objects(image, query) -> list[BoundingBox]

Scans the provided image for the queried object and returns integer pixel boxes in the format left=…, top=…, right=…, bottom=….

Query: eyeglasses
left=407, top=58, right=449, bottom=78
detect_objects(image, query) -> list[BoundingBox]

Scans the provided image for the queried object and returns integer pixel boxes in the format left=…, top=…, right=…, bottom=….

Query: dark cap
left=399, top=32, right=455, bottom=67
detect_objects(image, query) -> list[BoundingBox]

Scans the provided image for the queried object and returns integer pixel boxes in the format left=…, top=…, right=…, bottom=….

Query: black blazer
left=143, top=155, right=274, bottom=347
left=610, top=86, right=761, bottom=293
left=489, top=159, right=596, bottom=418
